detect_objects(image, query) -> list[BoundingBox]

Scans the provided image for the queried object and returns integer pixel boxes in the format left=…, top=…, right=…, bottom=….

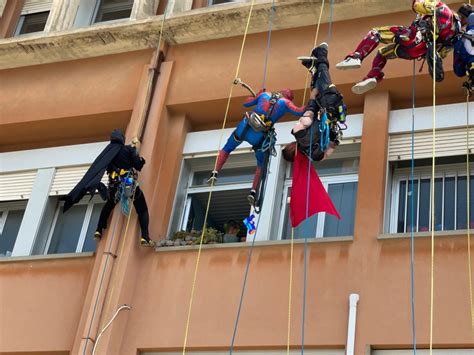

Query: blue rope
left=410, top=60, right=418, bottom=355
left=262, top=0, right=276, bottom=89
left=319, top=111, right=330, bottom=152
left=229, top=219, right=260, bottom=355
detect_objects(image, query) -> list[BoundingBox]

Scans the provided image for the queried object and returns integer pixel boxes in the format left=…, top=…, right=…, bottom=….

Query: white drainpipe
left=346, top=293, right=360, bottom=355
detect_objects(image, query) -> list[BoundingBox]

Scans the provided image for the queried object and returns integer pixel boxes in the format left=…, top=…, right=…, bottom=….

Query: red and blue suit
left=346, top=0, right=459, bottom=82
left=215, top=90, right=305, bottom=190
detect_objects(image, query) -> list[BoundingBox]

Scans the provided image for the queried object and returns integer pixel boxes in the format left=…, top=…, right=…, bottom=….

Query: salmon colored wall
left=0, top=257, right=94, bottom=353
left=0, top=50, right=153, bottom=151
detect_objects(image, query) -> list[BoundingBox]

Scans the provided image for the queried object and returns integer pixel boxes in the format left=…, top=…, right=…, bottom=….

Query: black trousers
left=96, top=185, right=150, bottom=238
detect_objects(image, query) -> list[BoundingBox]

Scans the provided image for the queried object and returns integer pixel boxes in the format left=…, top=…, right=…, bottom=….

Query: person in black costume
left=283, top=42, right=347, bottom=162
left=63, top=129, right=154, bottom=246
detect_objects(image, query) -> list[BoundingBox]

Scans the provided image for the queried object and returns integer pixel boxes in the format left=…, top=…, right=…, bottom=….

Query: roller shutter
left=50, top=166, right=108, bottom=196
left=21, top=0, right=52, bottom=15
left=0, top=170, right=37, bottom=201
left=389, top=127, right=474, bottom=161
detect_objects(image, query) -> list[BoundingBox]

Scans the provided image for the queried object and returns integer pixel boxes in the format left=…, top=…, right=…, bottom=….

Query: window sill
left=378, top=229, right=474, bottom=240
left=0, top=252, right=94, bottom=263
left=155, top=236, right=353, bottom=253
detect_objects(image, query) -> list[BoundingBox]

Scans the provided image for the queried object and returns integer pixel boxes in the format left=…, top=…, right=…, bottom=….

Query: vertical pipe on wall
left=346, top=293, right=360, bottom=355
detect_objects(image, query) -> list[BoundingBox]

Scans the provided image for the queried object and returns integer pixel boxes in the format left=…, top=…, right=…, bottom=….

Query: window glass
left=94, top=0, right=133, bottom=23
left=48, top=205, right=88, bottom=254
left=323, top=181, right=357, bottom=237
left=17, top=12, right=49, bottom=35
left=0, top=210, right=25, bottom=257
left=82, top=202, right=105, bottom=252
left=193, top=167, right=254, bottom=186
left=184, top=189, right=250, bottom=237
left=391, top=159, right=474, bottom=233
left=209, top=0, right=240, bottom=5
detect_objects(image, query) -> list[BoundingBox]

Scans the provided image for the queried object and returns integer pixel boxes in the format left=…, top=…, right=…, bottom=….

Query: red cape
left=290, top=149, right=341, bottom=228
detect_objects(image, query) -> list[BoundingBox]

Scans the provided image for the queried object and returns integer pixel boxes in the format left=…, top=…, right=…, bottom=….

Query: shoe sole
left=352, top=80, right=377, bottom=95
left=336, top=63, right=361, bottom=70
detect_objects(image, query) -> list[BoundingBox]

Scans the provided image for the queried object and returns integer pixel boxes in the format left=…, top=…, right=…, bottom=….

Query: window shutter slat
left=21, top=0, right=53, bottom=15
left=389, top=128, right=474, bottom=161
left=50, top=166, right=108, bottom=196
left=0, top=171, right=37, bottom=201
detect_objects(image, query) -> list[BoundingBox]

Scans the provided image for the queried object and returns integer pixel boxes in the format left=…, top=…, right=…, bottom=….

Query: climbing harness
left=110, top=169, right=137, bottom=216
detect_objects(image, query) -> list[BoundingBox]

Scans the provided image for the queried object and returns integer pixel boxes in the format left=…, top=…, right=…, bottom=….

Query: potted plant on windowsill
left=159, top=228, right=224, bottom=248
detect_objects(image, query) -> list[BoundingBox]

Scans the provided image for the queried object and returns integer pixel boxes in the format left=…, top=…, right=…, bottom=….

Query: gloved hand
left=207, top=170, right=218, bottom=185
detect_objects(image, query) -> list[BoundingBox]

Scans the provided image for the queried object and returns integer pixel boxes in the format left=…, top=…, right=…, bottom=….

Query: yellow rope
left=465, top=34, right=471, bottom=314
left=286, top=228, right=295, bottom=355
left=429, top=2, right=438, bottom=354
left=302, top=0, right=326, bottom=105
left=181, top=2, right=256, bottom=353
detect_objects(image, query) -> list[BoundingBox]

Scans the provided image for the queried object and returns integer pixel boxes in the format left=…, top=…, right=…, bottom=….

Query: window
left=208, top=0, right=246, bottom=5
left=0, top=202, right=27, bottom=257
left=94, top=0, right=134, bottom=23
left=389, top=156, right=474, bottom=233
left=279, top=157, right=359, bottom=239
left=171, top=153, right=256, bottom=241
left=44, top=197, right=105, bottom=254
left=15, top=11, right=49, bottom=35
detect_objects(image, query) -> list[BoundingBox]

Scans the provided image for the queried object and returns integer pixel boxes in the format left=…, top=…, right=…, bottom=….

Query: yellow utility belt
left=110, top=169, right=130, bottom=180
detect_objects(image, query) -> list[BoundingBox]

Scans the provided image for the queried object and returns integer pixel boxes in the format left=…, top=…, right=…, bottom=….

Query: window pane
left=288, top=157, right=360, bottom=178
left=183, top=190, right=250, bottom=238
left=48, top=205, right=87, bottom=254
left=323, top=182, right=358, bottom=237
left=18, top=12, right=49, bottom=35
left=282, top=196, right=318, bottom=240
left=444, top=177, right=456, bottom=230
left=406, top=180, right=419, bottom=233
left=418, top=179, right=431, bottom=232
left=397, top=181, right=407, bottom=233
left=434, top=178, right=443, bottom=231
left=0, top=210, right=25, bottom=256
left=82, top=203, right=105, bottom=252
left=95, top=0, right=133, bottom=23
left=457, top=176, right=468, bottom=230
left=193, top=167, right=255, bottom=186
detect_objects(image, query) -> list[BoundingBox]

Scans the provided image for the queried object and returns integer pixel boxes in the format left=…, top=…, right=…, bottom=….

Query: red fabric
left=290, top=150, right=341, bottom=228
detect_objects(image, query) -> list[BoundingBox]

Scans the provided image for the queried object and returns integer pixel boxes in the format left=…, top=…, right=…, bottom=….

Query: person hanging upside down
left=63, top=129, right=154, bottom=247
left=454, top=12, right=474, bottom=94
left=209, top=87, right=306, bottom=204
left=283, top=42, right=347, bottom=162
left=336, top=0, right=460, bottom=95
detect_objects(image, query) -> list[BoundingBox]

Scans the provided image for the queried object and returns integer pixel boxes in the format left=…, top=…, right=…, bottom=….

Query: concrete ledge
left=154, top=236, right=353, bottom=253
left=0, top=0, right=461, bottom=70
left=0, top=252, right=94, bottom=263
left=378, top=230, right=474, bottom=240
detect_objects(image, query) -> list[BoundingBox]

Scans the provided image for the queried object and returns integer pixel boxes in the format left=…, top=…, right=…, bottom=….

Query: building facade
left=0, top=0, right=473, bottom=354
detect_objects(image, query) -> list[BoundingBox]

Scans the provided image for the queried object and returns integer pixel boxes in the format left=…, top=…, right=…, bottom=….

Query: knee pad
left=232, top=132, right=243, bottom=143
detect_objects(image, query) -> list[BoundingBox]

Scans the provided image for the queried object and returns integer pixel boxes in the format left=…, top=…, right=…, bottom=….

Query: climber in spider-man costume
left=208, top=88, right=305, bottom=204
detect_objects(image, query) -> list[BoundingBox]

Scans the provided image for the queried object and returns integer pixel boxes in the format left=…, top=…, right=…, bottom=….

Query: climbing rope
left=286, top=227, right=295, bottom=355
left=429, top=3, right=438, bottom=354
left=262, top=0, right=276, bottom=89
left=466, top=91, right=474, bottom=336
left=410, top=60, right=418, bottom=355
left=181, top=2, right=256, bottom=354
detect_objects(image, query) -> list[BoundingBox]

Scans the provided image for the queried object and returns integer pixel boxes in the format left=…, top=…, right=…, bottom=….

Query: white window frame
left=44, top=196, right=103, bottom=254
left=0, top=201, right=28, bottom=256
left=277, top=173, right=359, bottom=240
left=93, top=0, right=134, bottom=23
left=389, top=162, right=474, bottom=234
left=14, top=11, right=50, bottom=36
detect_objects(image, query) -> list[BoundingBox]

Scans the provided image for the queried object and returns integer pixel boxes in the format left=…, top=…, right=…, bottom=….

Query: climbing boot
left=352, top=77, right=378, bottom=95
left=207, top=170, right=218, bottom=185
left=94, top=230, right=102, bottom=241
left=247, top=189, right=257, bottom=206
left=140, top=236, right=156, bottom=247
left=336, top=56, right=362, bottom=70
